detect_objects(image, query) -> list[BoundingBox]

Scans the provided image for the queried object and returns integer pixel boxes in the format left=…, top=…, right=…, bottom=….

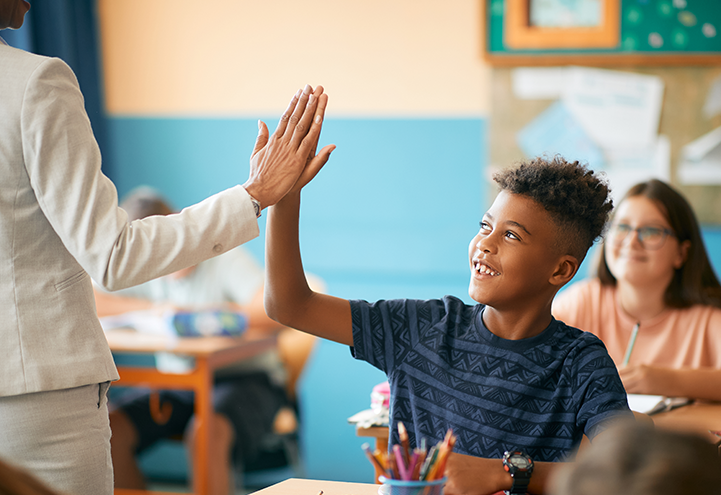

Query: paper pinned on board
left=604, top=135, right=671, bottom=204
left=562, top=67, right=664, bottom=149
left=678, top=126, right=721, bottom=185
left=512, top=67, right=568, bottom=100
left=514, top=67, right=669, bottom=195
left=703, top=74, right=721, bottom=119
left=516, top=101, right=605, bottom=169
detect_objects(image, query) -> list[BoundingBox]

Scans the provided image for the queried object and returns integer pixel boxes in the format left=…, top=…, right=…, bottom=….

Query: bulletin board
left=487, top=66, right=721, bottom=224
left=484, top=0, right=721, bottom=66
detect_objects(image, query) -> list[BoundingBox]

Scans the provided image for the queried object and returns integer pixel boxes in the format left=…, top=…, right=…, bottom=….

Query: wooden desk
left=356, top=425, right=389, bottom=454
left=355, top=425, right=389, bottom=483
left=354, top=401, right=721, bottom=458
left=652, top=401, right=721, bottom=444
left=106, top=329, right=276, bottom=495
left=250, top=478, right=379, bottom=495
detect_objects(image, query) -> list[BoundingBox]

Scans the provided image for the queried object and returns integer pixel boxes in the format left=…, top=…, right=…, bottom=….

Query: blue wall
left=107, top=116, right=487, bottom=483
left=107, top=115, right=721, bottom=484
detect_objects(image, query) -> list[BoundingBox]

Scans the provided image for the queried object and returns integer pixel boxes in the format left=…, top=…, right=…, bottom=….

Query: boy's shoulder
left=548, top=319, right=617, bottom=371
left=552, top=317, right=607, bottom=348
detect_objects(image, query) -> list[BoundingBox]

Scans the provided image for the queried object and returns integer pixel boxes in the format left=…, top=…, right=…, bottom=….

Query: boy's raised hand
left=243, top=85, right=332, bottom=210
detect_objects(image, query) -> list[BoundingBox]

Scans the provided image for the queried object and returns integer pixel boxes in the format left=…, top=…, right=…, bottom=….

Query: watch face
left=510, top=455, right=530, bottom=469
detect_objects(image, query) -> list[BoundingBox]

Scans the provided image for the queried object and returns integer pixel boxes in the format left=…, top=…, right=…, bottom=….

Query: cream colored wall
left=98, top=0, right=490, bottom=117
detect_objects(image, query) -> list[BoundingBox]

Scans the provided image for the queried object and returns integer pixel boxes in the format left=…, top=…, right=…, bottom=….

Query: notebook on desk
left=627, top=394, right=692, bottom=415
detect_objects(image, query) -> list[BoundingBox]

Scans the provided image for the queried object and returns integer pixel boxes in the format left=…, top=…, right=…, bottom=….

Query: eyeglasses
left=609, top=223, right=675, bottom=250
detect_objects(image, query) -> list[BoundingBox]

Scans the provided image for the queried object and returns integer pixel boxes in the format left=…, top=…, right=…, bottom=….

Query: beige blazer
left=0, top=45, right=260, bottom=397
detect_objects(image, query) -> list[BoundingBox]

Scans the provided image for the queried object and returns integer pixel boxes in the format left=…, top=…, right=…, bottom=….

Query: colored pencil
left=361, top=426, right=456, bottom=481
left=362, top=443, right=389, bottom=477
left=622, top=322, right=641, bottom=366
left=398, top=421, right=411, bottom=464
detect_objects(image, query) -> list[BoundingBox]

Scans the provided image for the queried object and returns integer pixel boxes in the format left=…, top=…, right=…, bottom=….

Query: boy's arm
left=264, top=192, right=353, bottom=346
left=444, top=453, right=559, bottom=495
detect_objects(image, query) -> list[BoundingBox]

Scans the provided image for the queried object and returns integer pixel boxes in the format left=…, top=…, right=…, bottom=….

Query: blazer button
left=213, top=243, right=223, bottom=253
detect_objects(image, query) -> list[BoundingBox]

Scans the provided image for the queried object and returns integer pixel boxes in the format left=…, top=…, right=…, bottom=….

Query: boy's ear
left=549, top=255, right=579, bottom=288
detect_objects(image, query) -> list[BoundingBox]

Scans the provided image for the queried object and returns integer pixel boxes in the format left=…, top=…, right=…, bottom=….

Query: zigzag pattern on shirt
left=351, top=296, right=631, bottom=462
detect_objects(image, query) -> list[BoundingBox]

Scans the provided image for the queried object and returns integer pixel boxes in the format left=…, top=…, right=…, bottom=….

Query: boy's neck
left=482, top=304, right=554, bottom=340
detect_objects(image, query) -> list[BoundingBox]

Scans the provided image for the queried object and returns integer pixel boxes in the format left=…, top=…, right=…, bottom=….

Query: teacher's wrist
left=242, top=185, right=263, bottom=217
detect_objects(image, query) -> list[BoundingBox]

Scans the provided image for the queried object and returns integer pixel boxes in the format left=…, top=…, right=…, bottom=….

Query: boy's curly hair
left=493, top=156, right=613, bottom=261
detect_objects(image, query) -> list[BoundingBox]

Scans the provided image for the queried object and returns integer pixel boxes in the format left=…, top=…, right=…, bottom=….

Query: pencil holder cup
left=378, top=476, right=446, bottom=495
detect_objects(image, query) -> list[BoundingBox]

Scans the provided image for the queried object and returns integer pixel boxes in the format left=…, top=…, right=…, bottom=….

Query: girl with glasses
left=553, top=179, right=721, bottom=402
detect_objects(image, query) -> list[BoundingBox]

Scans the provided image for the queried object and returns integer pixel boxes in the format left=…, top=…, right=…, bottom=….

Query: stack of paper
left=627, top=394, right=692, bottom=415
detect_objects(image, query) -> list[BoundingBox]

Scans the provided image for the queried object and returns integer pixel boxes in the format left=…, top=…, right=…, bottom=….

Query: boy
left=265, top=156, right=632, bottom=494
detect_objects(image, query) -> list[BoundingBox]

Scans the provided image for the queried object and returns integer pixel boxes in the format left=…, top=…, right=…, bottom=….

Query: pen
left=622, top=322, right=641, bottom=366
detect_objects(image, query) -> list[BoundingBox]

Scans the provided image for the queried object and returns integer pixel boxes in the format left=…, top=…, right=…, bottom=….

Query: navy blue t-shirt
left=350, top=295, right=631, bottom=462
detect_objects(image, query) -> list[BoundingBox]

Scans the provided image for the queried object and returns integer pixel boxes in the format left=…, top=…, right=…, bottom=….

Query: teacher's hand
left=243, top=85, right=333, bottom=210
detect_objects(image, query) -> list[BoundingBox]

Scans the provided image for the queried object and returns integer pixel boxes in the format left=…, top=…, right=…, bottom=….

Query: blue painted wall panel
left=107, top=116, right=487, bottom=483
left=106, top=114, right=721, bottom=484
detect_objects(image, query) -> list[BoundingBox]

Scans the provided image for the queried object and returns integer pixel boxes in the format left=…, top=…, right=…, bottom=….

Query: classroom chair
left=239, top=328, right=317, bottom=489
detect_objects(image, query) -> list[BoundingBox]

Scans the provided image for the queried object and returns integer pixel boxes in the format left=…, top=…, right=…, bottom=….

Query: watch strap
left=247, top=192, right=261, bottom=218
left=503, top=450, right=533, bottom=495
left=507, top=474, right=531, bottom=494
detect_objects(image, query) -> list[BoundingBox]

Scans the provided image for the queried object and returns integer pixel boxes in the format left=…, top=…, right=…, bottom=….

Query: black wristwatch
left=502, top=450, right=534, bottom=494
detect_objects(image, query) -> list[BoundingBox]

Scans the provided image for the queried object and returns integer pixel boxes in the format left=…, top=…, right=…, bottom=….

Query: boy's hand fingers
left=292, top=144, right=335, bottom=192
left=250, top=120, right=269, bottom=158
left=279, top=84, right=312, bottom=141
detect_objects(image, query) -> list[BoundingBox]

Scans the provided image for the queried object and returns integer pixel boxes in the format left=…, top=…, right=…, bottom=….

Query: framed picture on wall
left=485, top=0, right=721, bottom=66
left=504, top=0, right=620, bottom=49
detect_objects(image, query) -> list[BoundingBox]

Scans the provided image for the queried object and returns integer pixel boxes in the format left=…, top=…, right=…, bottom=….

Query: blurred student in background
left=96, top=188, right=316, bottom=495
left=549, top=422, right=721, bottom=495
left=554, top=179, right=721, bottom=401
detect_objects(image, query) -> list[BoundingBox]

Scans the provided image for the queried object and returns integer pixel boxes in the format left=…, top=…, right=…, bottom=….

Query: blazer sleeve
left=21, top=57, right=260, bottom=290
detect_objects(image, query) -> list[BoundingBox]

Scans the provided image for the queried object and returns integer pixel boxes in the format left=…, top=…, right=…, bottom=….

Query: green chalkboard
left=485, top=0, right=721, bottom=65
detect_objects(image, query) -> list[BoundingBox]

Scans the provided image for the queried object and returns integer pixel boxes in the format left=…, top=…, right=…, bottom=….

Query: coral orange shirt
left=553, top=278, right=721, bottom=369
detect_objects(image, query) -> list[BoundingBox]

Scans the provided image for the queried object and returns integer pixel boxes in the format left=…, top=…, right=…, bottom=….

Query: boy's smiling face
left=468, top=190, right=574, bottom=312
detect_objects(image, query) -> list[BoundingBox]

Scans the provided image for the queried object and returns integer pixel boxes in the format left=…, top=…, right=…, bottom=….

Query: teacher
left=0, top=2, right=333, bottom=494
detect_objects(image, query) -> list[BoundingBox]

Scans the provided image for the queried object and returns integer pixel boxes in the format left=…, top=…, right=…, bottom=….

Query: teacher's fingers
left=278, top=84, right=312, bottom=140
left=250, top=120, right=270, bottom=158
left=274, top=87, right=303, bottom=138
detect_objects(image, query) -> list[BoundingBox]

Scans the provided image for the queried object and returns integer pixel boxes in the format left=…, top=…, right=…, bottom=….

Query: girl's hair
left=597, top=179, right=721, bottom=308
